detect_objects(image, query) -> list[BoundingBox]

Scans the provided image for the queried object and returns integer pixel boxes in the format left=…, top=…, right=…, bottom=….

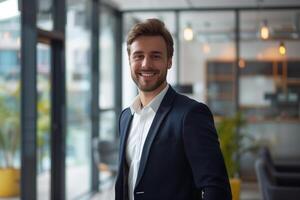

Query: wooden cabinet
left=206, top=60, right=300, bottom=121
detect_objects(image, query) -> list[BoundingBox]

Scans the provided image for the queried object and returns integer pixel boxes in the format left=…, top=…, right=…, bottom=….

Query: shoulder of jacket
left=174, top=94, right=212, bottom=115
left=118, top=107, right=131, bottom=121
left=175, top=93, right=206, bottom=108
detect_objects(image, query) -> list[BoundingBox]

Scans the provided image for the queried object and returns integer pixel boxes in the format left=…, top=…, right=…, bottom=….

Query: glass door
left=36, top=42, right=52, bottom=200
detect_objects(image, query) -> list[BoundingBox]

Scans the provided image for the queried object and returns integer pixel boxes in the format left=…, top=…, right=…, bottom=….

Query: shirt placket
left=136, top=108, right=147, bottom=162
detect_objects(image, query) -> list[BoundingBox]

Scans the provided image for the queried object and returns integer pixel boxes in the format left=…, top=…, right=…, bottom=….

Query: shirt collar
left=130, top=84, right=169, bottom=114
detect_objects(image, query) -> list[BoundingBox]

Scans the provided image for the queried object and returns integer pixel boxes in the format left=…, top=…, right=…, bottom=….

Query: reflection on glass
left=99, top=8, right=116, bottom=109
left=66, top=0, right=91, bottom=198
left=99, top=110, right=117, bottom=190
left=37, top=43, right=51, bottom=200
left=37, top=0, right=53, bottom=30
left=100, top=111, right=116, bottom=141
left=240, top=10, right=300, bottom=121
left=98, top=8, right=119, bottom=192
left=238, top=10, right=300, bottom=177
left=180, top=12, right=236, bottom=113
left=0, top=1, right=21, bottom=198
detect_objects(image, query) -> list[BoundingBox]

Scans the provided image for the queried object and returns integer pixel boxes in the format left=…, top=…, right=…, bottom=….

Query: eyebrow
left=132, top=51, right=143, bottom=55
left=151, top=51, right=162, bottom=55
left=132, top=51, right=162, bottom=55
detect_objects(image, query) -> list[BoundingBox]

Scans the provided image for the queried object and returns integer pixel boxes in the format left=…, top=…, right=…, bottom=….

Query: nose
left=141, top=56, right=152, bottom=68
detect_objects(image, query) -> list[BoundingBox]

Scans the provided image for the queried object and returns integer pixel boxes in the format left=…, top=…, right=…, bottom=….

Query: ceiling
left=106, top=0, right=300, bottom=11
left=110, top=0, right=300, bottom=42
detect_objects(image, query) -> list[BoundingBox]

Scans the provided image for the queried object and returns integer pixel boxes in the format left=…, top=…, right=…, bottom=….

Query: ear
left=167, top=58, right=172, bottom=69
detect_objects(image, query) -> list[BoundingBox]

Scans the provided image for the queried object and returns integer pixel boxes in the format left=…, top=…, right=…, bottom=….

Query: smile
left=139, top=72, right=156, bottom=77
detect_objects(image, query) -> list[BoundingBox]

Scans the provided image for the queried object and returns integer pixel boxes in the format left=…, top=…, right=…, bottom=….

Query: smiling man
left=130, top=35, right=171, bottom=105
left=115, top=18, right=232, bottom=200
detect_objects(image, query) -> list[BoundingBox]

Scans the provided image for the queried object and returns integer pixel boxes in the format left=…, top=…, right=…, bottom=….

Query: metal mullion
left=51, top=0, right=66, bottom=198
left=50, top=39, right=66, bottom=200
left=21, top=0, right=38, bottom=199
left=114, top=10, right=123, bottom=119
left=91, top=0, right=100, bottom=192
left=234, top=10, right=240, bottom=113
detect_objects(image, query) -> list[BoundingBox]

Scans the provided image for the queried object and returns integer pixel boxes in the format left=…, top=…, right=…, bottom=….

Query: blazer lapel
left=119, top=109, right=133, bottom=170
left=135, top=87, right=177, bottom=188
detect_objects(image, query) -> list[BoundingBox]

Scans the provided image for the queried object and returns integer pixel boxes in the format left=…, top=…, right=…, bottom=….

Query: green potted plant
left=37, top=96, right=50, bottom=173
left=0, top=90, right=20, bottom=197
left=217, top=112, right=260, bottom=200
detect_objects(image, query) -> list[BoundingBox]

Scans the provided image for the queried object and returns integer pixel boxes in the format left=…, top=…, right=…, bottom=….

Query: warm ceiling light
left=279, top=41, right=286, bottom=56
left=202, top=43, right=211, bottom=54
left=260, top=20, right=269, bottom=40
left=183, top=24, right=193, bottom=41
left=239, top=58, right=246, bottom=68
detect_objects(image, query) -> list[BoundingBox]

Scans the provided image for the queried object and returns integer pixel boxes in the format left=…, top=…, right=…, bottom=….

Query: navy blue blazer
left=115, top=86, right=231, bottom=200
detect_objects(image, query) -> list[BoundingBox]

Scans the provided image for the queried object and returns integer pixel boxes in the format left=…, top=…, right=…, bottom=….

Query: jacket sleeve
left=182, top=103, right=232, bottom=200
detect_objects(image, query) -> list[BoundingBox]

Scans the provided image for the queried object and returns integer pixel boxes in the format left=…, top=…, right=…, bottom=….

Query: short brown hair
left=126, top=18, right=174, bottom=59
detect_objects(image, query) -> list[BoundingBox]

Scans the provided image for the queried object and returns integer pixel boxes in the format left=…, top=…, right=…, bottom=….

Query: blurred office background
left=0, top=0, right=300, bottom=199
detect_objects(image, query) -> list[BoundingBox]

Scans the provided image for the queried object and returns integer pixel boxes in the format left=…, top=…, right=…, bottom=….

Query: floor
left=0, top=168, right=261, bottom=200
left=240, top=181, right=262, bottom=200
left=90, top=181, right=261, bottom=200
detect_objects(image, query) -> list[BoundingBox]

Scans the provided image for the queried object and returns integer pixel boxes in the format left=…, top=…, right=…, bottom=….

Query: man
left=115, top=18, right=231, bottom=200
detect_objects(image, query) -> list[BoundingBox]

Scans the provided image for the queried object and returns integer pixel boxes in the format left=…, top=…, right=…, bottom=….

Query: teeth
left=140, top=72, right=155, bottom=77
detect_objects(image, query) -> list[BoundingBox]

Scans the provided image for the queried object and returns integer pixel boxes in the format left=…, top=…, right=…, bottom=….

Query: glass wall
left=100, top=8, right=116, bottom=111
left=36, top=0, right=54, bottom=196
left=37, top=43, right=51, bottom=200
left=240, top=10, right=300, bottom=121
left=98, top=6, right=119, bottom=190
left=1, top=0, right=121, bottom=198
left=239, top=9, right=300, bottom=180
left=66, top=0, right=92, bottom=198
left=37, top=0, right=53, bottom=30
left=180, top=11, right=236, bottom=108
left=0, top=0, right=21, bottom=198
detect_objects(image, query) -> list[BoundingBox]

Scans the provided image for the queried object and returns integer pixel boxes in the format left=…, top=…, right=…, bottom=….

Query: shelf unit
left=205, top=60, right=236, bottom=117
left=206, top=59, right=300, bottom=121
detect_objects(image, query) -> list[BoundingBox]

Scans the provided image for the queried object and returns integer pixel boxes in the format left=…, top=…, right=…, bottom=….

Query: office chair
left=260, top=146, right=300, bottom=173
left=259, top=147, right=300, bottom=186
left=92, top=138, right=119, bottom=187
left=255, top=158, right=300, bottom=200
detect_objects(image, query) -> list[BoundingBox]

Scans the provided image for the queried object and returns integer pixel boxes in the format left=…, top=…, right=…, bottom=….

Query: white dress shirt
left=126, top=84, right=169, bottom=200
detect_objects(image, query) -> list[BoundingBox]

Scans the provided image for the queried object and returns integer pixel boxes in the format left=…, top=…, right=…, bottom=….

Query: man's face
left=129, top=36, right=172, bottom=93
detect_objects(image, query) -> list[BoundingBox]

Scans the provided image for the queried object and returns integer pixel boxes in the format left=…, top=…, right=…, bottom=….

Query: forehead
left=130, top=36, right=167, bottom=54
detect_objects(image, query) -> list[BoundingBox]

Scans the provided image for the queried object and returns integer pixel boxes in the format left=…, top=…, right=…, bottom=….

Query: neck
left=139, top=82, right=167, bottom=107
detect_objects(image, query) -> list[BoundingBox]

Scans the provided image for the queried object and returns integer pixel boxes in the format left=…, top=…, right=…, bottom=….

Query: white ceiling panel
left=107, top=0, right=300, bottom=10
left=116, top=0, right=300, bottom=42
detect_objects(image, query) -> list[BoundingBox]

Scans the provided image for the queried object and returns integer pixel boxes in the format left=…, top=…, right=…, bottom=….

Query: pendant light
left=279, top=41, right=286, bottom=56
left=183, top=23, right=194, bottom=41
left=260, top=20, right=269, bottom=40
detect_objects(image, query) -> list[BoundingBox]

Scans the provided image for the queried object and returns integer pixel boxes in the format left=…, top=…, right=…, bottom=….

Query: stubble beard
left=131, top=69, right=167, bottom=93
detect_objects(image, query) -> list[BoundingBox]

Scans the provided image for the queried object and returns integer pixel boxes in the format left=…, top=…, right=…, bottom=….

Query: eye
left=132, top=54, right=144, bottom=60
left=152, top=54, right=162, bottom=59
